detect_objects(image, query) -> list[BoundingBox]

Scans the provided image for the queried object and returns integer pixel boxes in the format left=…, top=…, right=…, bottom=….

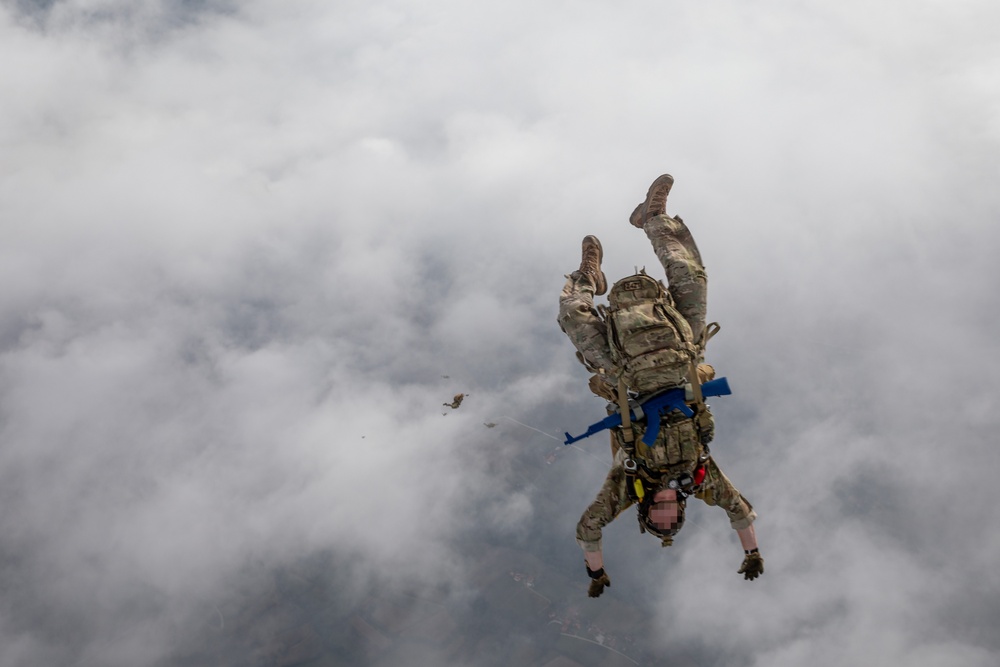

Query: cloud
left=2, top=0, right=1000, bottom=665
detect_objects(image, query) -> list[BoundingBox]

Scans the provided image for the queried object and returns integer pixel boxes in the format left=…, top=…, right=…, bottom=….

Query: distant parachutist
left=444, top=393, right=465, bottom=409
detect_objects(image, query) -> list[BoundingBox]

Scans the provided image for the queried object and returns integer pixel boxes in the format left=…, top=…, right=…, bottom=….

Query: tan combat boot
left=579, top=235, right=607, bottom=296
left=629, top=173, right=674, bottom=228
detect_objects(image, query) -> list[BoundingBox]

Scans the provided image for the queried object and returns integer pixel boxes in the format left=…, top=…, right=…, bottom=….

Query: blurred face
left=648, top=488, right=681, bottom=531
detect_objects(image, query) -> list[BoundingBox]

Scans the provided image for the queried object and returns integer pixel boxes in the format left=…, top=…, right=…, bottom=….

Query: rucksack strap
left=699, top=321, right=721, bottom=349
left=616, top=377, right=635, bottom=444
left=689, top=321, right=721, bottom=442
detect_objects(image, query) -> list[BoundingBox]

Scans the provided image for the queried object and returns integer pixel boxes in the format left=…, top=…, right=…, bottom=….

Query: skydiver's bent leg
left=693, top=457, right=757, bottom=530
left=644, top=214, right=708, bottom=342
left=558, top=271, right=617, bottom=375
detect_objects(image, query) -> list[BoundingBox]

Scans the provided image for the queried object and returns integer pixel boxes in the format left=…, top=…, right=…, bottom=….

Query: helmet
left=638, top=489, right=687, bottom=546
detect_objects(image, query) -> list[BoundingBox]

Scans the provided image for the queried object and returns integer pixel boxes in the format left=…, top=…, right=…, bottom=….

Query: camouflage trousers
left=557, top=214, right=709, bottom=378
left=576, top=443, right=757, bottom=552
left=557, top=272, right=619, bottom=377
left=643, top=213, right=708, bottom=342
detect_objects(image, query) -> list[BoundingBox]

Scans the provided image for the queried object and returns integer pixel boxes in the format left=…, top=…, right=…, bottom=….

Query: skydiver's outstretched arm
left=737, top=523, right=758, bottom=551
left=575, top=463, right=630, bottom=557
left=584, top=551, right=611, bottom=598
left=736, top=524, right=764, bottom=580
left=576, top=459, right=632, bottom=597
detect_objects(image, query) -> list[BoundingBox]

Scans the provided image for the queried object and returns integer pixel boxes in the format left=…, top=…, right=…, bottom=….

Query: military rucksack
left=603, top=270, right=699, bottom=395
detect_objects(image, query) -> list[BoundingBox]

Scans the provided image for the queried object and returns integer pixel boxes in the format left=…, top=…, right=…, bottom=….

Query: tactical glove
left=586, top=565, right=611, bottom=598
left=738, top=550, right=764, bottom=581
left=695, top=363, right=716, bottom=384
left=588, top=374, right=618, bottom=403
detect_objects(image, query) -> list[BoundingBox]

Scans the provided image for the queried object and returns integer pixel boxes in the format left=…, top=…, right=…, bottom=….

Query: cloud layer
left=2, top=0, right=999, bottom=665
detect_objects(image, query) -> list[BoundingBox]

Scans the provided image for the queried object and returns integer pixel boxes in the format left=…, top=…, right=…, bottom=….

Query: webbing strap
left=616, top=377, right=634, bottom=443
left=690, top=321, right=721, bottom=438
left=688, top=359, right=705, bottom=404
left=700, top=322, right=721, bottom=350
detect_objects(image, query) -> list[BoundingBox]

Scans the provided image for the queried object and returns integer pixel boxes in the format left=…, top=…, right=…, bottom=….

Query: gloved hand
left=738, top=550, right=764, bottom=581
left=588, top=374, right=618, bottom=403
left=586, top=565, right=611, bottom=598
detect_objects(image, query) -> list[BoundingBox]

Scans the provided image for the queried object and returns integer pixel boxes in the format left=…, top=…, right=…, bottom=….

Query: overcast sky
left=2, top=1, right=1000, bottom=665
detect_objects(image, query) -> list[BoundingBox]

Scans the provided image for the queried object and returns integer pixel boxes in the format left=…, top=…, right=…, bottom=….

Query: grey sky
left=2, top=0, right=999, bottom=665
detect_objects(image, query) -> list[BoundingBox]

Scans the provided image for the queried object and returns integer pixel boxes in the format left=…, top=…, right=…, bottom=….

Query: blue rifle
left=563, top=377, right=732, bottom=446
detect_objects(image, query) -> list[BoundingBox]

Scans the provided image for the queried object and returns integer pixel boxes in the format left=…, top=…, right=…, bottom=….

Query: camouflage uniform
left=558, top=213, right=756, bottom=551
left=642, top=213, right=708, bottom=341
left=575, top=429, right=756, bottom=552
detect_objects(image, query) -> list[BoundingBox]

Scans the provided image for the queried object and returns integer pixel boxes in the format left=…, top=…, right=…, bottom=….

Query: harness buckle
left=667, top=472, right=693, bottom=490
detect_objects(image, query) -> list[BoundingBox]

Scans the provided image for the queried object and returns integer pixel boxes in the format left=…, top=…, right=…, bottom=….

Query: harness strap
left=623, top=458, right=644, bottom=503
left=689, top=321, right=721, bottom=441
left=616, top=377, right=634, bottom=444
left=688, top=359, right=705, bottom=404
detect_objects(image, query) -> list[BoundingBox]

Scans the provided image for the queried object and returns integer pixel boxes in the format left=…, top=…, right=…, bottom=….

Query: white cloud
left=2, top=0, right=1000, bottom=664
